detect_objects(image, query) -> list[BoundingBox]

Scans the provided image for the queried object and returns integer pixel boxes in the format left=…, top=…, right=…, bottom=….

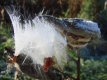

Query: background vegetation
left=0, top=0, right=107, bottom=80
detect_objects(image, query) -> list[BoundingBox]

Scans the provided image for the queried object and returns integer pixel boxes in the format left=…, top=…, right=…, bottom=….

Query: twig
left=76, top=49, right=80, bottom=80
left=67, top=53, right=77, bottom=63
left=52, top=67, right=77, bottom=80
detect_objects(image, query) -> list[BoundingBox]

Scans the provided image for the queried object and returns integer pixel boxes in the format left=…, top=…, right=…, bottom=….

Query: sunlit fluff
left=5, top=7, right=67, bottom=66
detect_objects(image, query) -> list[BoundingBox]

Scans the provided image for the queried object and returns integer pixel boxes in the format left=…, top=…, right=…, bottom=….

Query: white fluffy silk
left=5, top=7, right=67, bottom=66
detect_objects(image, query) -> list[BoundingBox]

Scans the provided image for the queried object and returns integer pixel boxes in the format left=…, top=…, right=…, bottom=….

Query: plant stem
left=76, top=49, right=80, bottom=80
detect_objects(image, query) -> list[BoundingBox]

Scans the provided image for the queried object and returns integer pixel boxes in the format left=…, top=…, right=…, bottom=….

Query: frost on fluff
left=5, top=7, right=67, bottom=67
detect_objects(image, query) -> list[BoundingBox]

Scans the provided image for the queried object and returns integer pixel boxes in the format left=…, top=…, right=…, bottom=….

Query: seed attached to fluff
left=43, top=57, right=55, bottom=72
left=13, top=56, right=17, bottom=62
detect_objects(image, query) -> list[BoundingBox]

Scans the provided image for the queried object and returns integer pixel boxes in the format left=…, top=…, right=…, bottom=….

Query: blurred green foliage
left=78, top=0, right=105, bottom=20
left=66, top=59, right=107, bottom=80
left=65, top=51, right=107, bottom=80
left=0, top=22, right=14, bottom=60
left=78, top=0, right=95, bottom=20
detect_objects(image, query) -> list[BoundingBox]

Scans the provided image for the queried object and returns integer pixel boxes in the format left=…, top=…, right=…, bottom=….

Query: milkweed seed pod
left=5, top=6, right=101, bottom=79
left=5, top=47, right=57, bottom=80
left=42, top=15, right=101, bottom=48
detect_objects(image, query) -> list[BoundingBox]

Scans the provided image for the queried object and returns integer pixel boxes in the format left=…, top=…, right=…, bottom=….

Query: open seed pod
left=5, top=6, right=101, bottom=80
left=5, top=47, right=57, bottom=80
left=15, top=54, right=57, bottom=80
left=42, top=15, right=101, bottom=48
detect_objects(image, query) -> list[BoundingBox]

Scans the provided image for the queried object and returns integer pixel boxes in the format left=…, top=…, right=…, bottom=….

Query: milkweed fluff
left=5, top=6, right=68, bottom=71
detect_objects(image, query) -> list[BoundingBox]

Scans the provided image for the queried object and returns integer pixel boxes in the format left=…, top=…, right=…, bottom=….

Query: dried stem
left=52, top=67, right=77, bottom=80
left=67, top=48, right=81, bottom=80
left=76, top=49, right=80, bottom=80
left=67, top=53, right=77, bottom=63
